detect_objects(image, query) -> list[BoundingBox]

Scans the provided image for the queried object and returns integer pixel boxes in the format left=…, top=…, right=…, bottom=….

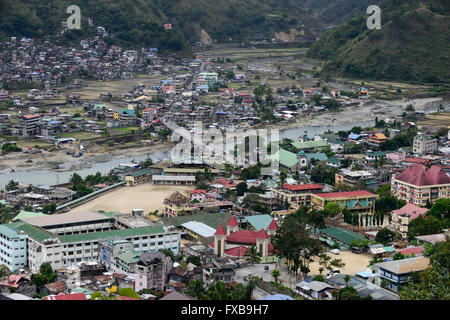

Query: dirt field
left=308, top=251, right=372, bottom=276
left=70, top=184, right=191, bottom=214
left=417, top=112, right=450, bottom=129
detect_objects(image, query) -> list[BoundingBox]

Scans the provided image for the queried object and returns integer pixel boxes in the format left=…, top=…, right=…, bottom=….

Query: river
left=0, top=120, right=372, bottom=188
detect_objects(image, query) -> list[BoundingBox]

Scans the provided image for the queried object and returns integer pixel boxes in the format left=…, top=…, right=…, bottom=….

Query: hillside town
left=1, top=27, right=450, bottom=302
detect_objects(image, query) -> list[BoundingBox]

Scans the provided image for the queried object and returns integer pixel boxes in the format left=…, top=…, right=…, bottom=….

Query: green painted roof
left=327, top=157, right=341, bottom=164
left=292, top=140, right=328, bottom=150
left=11, top=222, right=55, bottom=242
left=116, top=250, right=141, bottom=264
left=243, top=214, right=273, bottom=231
left=128, top=168, right=150, bottom=177
left=0, top=200, right=7, bottom=206
left=58, top=225, right=165, bottom=243
left=268, top=148, right=299, bottom=168
left=319, top=227, right=367, bottom=246
left=307, top=153, right=328, bottom=162
left=118, top=109, right=135, bottom=116
left=12, top=210, right=46, bottom=221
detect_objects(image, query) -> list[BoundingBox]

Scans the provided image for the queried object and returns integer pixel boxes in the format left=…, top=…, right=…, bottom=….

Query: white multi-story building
left=6, top=211, right=181, bottom=272
left=0, top=224, right=28, bottom=271
left=413, top=135, right=437, bottom=155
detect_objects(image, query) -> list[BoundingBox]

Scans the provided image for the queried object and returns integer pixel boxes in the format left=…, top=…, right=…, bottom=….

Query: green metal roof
left=327, top=157, right=341, bottom=164
left=319, top=227, right=367, bottom=246
left=118, top=109, right=135, bottom=116
left=11, top=222, right=55, bottom=242
left=58, top=225, right=166, bottom=243
left=128, top=168, right=150, bottom=177
left=292, top=140, right=328, bottom=150
left=243, top=214, right=273, bottom=231
left=307, top=153, right=328, bottom=162
left=116, top=250, right=141, bottom=264
left=268, top=148, right=299, bottom=168
left=12, top=210, right=46, bottom=221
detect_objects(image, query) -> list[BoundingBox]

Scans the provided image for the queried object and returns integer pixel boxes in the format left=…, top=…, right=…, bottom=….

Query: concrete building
left=272, top=184, right=324, bottom=208
left=311, top=191, right=378, bottom=215
left=391, top=164, right=450, bottom=206
left=413, top=135, right=437, bottom=155
left=0, top=225, right=27, bottom=272
left=373, top=256, right=430, bottom=291
left=18, top=114, right=40, bottom=137
left=134, top=252, right=172, bottom=292
left=390, top=203, right=429, bottom=239
left=4, top=211, right=181, bottom=272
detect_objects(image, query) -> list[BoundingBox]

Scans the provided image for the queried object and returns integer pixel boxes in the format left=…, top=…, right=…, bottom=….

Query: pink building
left=386, top=151, right=406, bottom=162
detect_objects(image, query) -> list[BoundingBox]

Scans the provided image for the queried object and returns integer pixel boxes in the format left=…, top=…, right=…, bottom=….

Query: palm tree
left=272, top=269, right=281, bottom=283
left=245, top=245, right=261, bottom=266
left=344, top=275, right=350, bottom=286
left=184, top=279, right=205, bottom=300
left=5, top=180, right=18, bottom=191
left=224, top=163, right=233, bottom=178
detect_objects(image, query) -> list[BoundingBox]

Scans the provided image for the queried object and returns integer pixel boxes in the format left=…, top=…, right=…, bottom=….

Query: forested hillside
left=307, top=0, right=450, bottom=83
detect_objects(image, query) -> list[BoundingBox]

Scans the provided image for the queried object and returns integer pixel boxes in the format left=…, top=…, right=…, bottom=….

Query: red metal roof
left=404, top=158, right=430, bottom=165
left=214, top=224, right=226, bottom=236
left=396, top=246, right=424, bottom=256
left=316, top=190, right=376, bottom=199
left=268, top=219, right=279, bottom=230
left=282, top=183, right=323, bottom=191
left=21, top=114, right=40, bottom=119
left=395, top=164, right=450, bottom=186
left=44, top=293, right=86, bottom=300
left=227, top=216, right=239, bottom=226
left=392, top=203, right=429, bottom=221
left=255, top=229, right=269, bottom=239
left=190, top=189, right=206, bottom=194
left=225, top=246, right=248, bottom=257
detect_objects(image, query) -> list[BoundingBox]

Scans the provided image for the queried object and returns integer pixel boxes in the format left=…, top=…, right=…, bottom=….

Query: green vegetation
left=0, top=0, right=318, bottom=52
left=308, top=0, right=450, bottom=83
left=184, top=279, right=254, bottom=300
left=31, top=262, right=57, bottom=287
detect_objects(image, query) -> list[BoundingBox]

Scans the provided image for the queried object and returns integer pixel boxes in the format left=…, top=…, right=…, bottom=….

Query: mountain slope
left=0, top=0, right=321, bottom=51
left=307, top=0, right=450, bottom=83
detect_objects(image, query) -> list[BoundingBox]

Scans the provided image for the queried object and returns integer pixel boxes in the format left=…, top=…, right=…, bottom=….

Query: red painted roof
left=316, top=190, right=376, bottom=199
left=396, top=246, right=424, bottom=256
left=190, top=189, right=206, bottom=194
left=255, top=229, right=269, bottom=239
left=226, top=230, right=260, bottom=244
left=44, top=293, right=86, bottom=300
left=227, top=216, right=239, bottom=226
left=395, top=164, right=450, bottom=186
left=225, top=246, right=248, bottom=257
left=268, top=219, right=279, bottom=230
left=214, top=224, right=226, bottom=236
left=392, top=203, right=429, bottom=221
left=404, top=158, right=430, bottom=165
left=21, top=114, right=40, bottom=119
left=282, top=183, right=323, bottom=191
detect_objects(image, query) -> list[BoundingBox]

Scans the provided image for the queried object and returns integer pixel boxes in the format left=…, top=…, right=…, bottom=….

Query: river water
left=0, top=120, right=372, bottom=188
